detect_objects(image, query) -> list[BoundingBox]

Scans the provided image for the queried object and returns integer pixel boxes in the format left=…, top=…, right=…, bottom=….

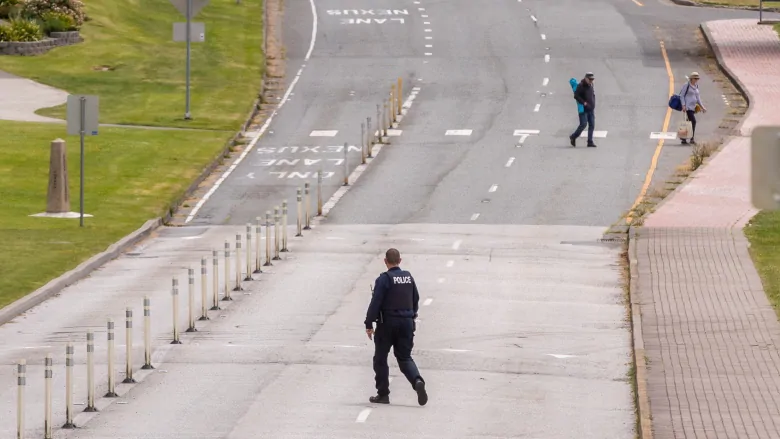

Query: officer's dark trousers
left=373, top=317, right=423, bottom=396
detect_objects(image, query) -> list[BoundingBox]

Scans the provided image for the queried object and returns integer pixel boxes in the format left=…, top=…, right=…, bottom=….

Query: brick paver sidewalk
left=633, top=20, right=780, bottom=438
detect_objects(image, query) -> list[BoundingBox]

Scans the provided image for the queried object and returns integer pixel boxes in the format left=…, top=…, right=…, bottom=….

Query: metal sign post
left=170, top=0, right=208, bottom=120
left=66, top=95, right=99, bottom=228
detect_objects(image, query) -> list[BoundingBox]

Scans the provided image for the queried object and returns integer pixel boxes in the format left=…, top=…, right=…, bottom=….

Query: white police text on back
left=392, top=276, right=412, bottom=284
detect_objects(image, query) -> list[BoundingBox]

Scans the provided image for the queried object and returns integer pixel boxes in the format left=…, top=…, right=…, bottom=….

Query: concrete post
left=46, top=139, right=70, bottom=213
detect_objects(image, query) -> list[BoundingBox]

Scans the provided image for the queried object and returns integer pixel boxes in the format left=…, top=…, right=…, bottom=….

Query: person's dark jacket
left=364, top=267, right=419, bottom=329
left=574, top=79, right=595, bottom=111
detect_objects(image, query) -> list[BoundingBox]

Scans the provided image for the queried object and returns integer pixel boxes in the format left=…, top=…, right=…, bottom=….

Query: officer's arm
left=412, top=279, right=420, bottom=318
left=364, top=275, right=387, bottom=329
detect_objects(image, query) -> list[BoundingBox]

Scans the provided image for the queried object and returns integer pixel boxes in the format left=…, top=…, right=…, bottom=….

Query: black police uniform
left=364, top=266, right=428, bottom=405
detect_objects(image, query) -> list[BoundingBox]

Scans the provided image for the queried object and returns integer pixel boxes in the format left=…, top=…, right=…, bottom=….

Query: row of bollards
left=13, top=185, right=322, bottom=439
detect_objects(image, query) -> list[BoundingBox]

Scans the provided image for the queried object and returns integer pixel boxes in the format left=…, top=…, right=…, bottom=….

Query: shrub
left=0, top=23, right=11, bottom=41
left=22, top=0, right=84, bottom=28
left=6, top=16, right=42, bottom=41
left=39, top=10, right=75, bottom=33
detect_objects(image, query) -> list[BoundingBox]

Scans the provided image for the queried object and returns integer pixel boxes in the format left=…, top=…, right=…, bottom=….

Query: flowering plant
left=22, top=0, right=85, bottom=27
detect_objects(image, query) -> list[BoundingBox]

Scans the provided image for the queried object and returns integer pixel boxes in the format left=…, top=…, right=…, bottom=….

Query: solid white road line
left=184, top=0, right=318, bottom=223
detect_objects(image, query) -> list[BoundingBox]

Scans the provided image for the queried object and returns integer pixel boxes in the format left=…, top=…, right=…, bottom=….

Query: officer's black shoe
left=369, top=394, right=389, bottom=404
left=414, top=379, right=428, bottom=406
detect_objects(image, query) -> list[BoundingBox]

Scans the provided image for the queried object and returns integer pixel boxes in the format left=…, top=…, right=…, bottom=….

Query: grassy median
left=0, top=0, right=264, bottom=308
left=745, top=211, right=780, bottom=320
left=0, top=0, right=264, bottom=129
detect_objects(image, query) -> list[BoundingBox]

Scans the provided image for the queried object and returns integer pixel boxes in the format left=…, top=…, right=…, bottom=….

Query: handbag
left=677, top=113, right=692, bottom=139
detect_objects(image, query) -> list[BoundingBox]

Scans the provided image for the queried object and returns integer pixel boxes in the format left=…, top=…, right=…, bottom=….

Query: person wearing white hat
left=679, top=72, right=707, bottom=145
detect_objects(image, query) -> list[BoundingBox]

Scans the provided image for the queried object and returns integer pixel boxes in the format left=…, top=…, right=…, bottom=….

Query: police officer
left=364, top=248, right=428, bottom=406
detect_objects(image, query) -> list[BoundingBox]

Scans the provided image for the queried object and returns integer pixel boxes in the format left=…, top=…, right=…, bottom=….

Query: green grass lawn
left=0, top=0, right=265, bottom=308
left=745, top=211, right=780, bottom=320
left=0, top=0, right=264, bottom=130
left=0, top=121, right=232, bottom=308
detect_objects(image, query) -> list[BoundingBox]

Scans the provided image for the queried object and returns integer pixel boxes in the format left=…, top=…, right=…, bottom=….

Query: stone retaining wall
left=0, top=31, right=82, bottom=56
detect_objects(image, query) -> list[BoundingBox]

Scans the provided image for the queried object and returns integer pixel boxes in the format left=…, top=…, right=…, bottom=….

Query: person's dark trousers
left=682, top=109, right=697, bottom=143
left=373, top=317, right=424, bottom=396
left=570, top=110, right=595, bottom=145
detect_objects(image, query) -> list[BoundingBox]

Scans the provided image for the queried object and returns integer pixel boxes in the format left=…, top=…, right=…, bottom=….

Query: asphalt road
left=3, top=1, right=777, bottom=438
left=325, top=0, right=770, bottom=226
left=187, top=0, right=423, bottom=226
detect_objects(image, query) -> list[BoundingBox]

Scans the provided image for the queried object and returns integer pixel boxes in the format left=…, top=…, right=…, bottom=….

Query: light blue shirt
left=679, top=81, right=703, bottom=110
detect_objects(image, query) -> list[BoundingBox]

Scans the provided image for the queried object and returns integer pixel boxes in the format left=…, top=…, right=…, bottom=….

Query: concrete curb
left=628, top=226, right=654, bottom=439
left=699, top=22, right=755, bottom=136
left=0, top=218, right=162, bottom=326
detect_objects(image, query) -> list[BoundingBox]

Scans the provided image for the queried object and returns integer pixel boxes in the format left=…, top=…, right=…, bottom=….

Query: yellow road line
left=632, top=0, right=644, bottom=6
left=626, top=40, right=674, bottom=224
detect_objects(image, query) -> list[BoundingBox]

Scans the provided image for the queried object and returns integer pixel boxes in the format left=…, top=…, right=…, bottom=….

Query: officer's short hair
left=385, top=248, right=401, bottom=265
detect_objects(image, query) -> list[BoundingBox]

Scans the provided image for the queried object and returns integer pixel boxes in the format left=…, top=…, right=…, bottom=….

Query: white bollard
left=281, top=200, right=289, bottom=252
left=105, top=318, right=117, bottom=397
left=264, top=211, right=273, bottom=266
left=223, top=241, right=232, bottom=300
left=44, top=354, right=53, bottom=438
left=233, top=234, right=243, bottom=291
left=123, top=308, right=135, bottom=383
left=17, top=359, right=25, bottom=439
left=273, top=206, right=281, bottom=261
left=296, top=189, right=303, bottom=237
left=254, top=217, right=263, bottom=274
left=245, top=224, right=254, bottom=279
left=63, top=343, right=75, bottom=428
left=187, top=268, right=197, bottom=332
left=171, top=278, right=182, bottom=344
left=142, top=296, right=154, bottom=369
left=85, top=331, right=97, bottom=411
left=343, top=142, right=349, bottom=186
left=200, top=258, right=209, bottom=320
left=211, top=250, right=220, bottom=310
left=304, top=183, right=311, bottom=230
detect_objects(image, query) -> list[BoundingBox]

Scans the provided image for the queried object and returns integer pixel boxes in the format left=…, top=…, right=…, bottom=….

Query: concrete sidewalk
left=632, top=20, right=780, bottom=438
left=0, top=70, right=67, bottom=123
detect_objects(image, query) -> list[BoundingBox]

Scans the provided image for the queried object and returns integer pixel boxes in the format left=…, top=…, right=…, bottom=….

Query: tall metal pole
left=79, top=97, right=85, bottom=227
left=185, top=0, right=192, bottom=120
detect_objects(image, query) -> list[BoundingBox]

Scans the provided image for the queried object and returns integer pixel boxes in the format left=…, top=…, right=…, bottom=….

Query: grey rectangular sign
left=169, top=0, right=209, bottom=18
left=66, top=95, right=99, bottom=136
left=751, top=125, right=780, bottom=211
left=173, top=22, right=205, bottom=42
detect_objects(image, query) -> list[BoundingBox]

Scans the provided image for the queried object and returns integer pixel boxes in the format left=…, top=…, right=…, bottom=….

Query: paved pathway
left=634, top=19, right=780, bottom=438
left=0, top=70, right=67, bottom=123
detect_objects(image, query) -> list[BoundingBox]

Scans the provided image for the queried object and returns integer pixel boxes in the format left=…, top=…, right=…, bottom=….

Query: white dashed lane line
left=446, top=260, right=454, bottom=267
left=470, top=213, right=480, bottom=221
left=544, top=54, right=550, bottom=63
left=423, top=298, right=433, bottom=306
left=452, top=240, right=462, bottom=250
left=489, top=184, right=498, bottom=193
left=533, top=104, right=541, bottom=112
left=356, top=409, right=372, bottom=423
left=505, top=157, right=515, bottom=167
left=437, top=277, right=446, bottom=283
left=543, top=77, right=549, bottom=86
